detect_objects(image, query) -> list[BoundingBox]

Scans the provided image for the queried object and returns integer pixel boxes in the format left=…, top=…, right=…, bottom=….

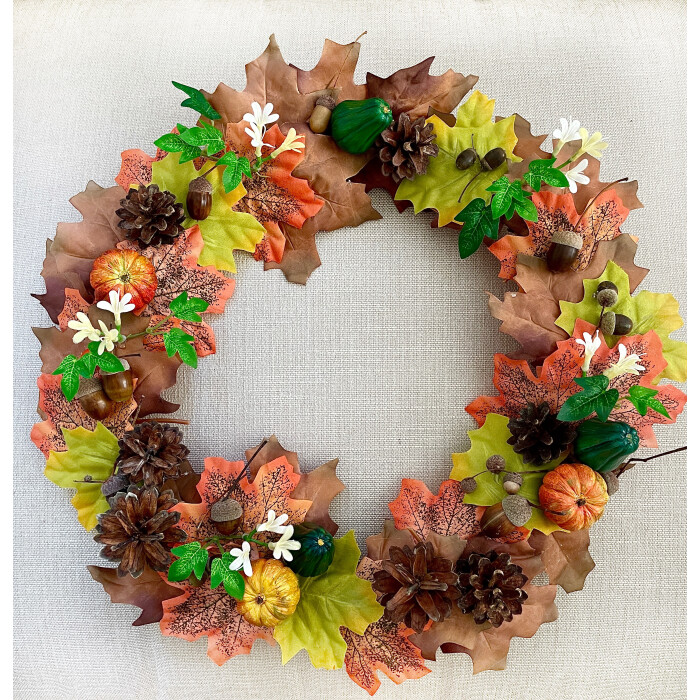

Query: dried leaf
left=88, top=564, right=181, bottom=626
left=528, top=529, right=595, bottom=593
left=388, top=479, right=483, bottom=540
left=488, top=235, right=648, bottom=363
left=245, top=435, right=299, bottom=477
left=489, top=189, right=630, bottom=280
left=33, top=182, right=126, bottom=322
left=342, top=557, right=431, bottom=695
left=366, top=57, right=477, bottom=120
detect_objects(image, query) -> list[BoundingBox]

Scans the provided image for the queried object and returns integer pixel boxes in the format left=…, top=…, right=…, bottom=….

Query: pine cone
left=372, top=540, right=460, bottom=633
left=376, top=113, right=439, bottom=183
left=507, top=402, right=576, bottom=466
left=457, top=551, right=528, bottom=627
left=116, top=184, right=185, bottom=246
left=95, top=485, right=186, bottom=578
left=116, top=421, right=190, bottom=486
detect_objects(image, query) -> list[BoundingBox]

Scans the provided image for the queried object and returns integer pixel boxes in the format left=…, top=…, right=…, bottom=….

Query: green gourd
left=330, top=98, right=393, bottom=154
left=288, top=523, right=335, bottom=577
left=573, top=418, right=639, bottom=473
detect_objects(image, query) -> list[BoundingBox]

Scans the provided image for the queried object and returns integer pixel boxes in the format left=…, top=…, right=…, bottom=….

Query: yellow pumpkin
left=237, top=558, right=300, bottom=628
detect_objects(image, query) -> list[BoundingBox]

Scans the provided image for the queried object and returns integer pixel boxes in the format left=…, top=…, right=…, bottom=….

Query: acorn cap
left=551, top=229, right=583, bottom=250
left=188, top=176, right=213, bottom=194
left=600, top=311, right=616, bottom=336
left=75, top=376, right=102, bottom=400
left=486, top=455, right=506, bottom=473
left=595, top=288, right=618, bottom=308
left=502, top=471, right=523, bottom=486
left=501, top=495, right=532, bottom=527
left=315, top=94, right=337, bottom=110
left=210, top=498, right=243, bottom=523
left=596, top=281, right=618, bottom=294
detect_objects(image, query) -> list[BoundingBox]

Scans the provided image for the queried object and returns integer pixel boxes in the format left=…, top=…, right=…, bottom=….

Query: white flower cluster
left=67, top=290, right=133, bottom=354
left=552, top=117, right=609, bottom=193
left=243, top=102, right=305, bottom=159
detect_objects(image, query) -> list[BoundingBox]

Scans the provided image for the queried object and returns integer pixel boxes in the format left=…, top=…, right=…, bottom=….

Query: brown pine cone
left=376, top=113, right=439, bottom=183
left=94, top=485, right=186, bottom=578
left=372, top=540, right=460, bottom=633
left=456, top=551, right=528, bottom=627
left=116, top=184, right=185, bottom=246
left=117, top=421, right=189, bottom=487
left=507, top=402, right=576, bottom=466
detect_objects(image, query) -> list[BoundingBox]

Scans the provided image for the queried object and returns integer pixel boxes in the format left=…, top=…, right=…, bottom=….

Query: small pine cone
left=116, top=184, right=185, bottom=247
left=457, top=551, right=528, bottom=627
left=376, top=113, right=439, bottom=183
left=372, top=540, right=460, bottom=633
left=117, top=421, right=190, bottom=486
left=95, top=485, right=186, bottom=578
left=507, top=402, right=576, bottom=466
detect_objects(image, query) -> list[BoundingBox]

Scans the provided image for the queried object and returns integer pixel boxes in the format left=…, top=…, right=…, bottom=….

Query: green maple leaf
left=210, top=553, right=245, bottom=599
left=455, top=198, right=499, bottom=258
left=216, top=152, right=252, bottom=193
left=150, top=153, right=265, bottom=273
left=44, top=423, right=120, bottom=530
left=450, top=413, right=566, bottom=535
left=52, top=355, right=82, bottom=401
left=557, top=375, right=619, bottom=422
left=153, top=132, right=202, bottom=164
left=168, top=542, right=209, bottom=582
left=627, top=385, right=670, bottom=418
left=273, top=531, right=383, bottom=669
left=523, top=157, right=570, bottom=191
left=172, top=81, right=222, bottom=121
left=179, top=121, right=225, bottom=156
left=395, top=91, right=521, bottom=226
left=163, top=327, right=197, bottom=368
left=169, top=292, right=209, bottom=322
left=557, top=261, right=687, bottom=382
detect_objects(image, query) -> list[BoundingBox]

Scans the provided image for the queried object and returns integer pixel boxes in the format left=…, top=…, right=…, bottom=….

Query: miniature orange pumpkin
left=90, top=248, right=157, bottom=311
left=538, top=463, right=609, bottom=531
left=237, top=558, right=300, bottom=628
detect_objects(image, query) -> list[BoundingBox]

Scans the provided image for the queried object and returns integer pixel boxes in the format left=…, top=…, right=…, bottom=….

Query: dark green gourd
left=330, top=98, right=393, bottom=154
left=573, top=418, right=639, bottom=473
left=288, top=524, right=335, bottom=577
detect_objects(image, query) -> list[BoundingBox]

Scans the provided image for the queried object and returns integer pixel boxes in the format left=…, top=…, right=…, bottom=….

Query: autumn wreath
left=31, top=34, right=687, bottom=695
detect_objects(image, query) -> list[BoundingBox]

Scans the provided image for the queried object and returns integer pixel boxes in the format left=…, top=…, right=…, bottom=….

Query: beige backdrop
left=13, top=0, right=687, bottom=698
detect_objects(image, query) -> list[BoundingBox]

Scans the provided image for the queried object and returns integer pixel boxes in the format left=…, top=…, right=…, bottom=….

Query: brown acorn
left=482, top=147, right=506, bottom=171
left=600, top=311, right=633, bottom=336
left=75, top=376, right=113, bottom=420
left=594, top=281, right=619, bottom=308
left=210, top=498, right=243, bottom=535
left=101, top=359, right=133, bottom=403
left=456, top=147, right=479, bottom=170
left=309, top=94, right=337, bottom=134
left=186, top=177, right=213, bottom=220
left=479, top=502, right=518, bottom=539
left=546, top=229, right=583, bottom=272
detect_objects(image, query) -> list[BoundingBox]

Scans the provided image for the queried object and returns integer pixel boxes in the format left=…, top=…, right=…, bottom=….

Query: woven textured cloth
left=13, top=0, right=686, bottom=697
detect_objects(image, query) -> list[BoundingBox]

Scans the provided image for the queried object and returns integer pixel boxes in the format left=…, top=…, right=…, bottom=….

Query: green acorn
left=573, top=418, right=639, bottom=473
left=288, top=523, right=335, bottom=577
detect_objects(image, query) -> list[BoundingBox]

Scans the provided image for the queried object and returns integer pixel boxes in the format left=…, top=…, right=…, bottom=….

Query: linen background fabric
left=13, top=0, right=687, bottom=697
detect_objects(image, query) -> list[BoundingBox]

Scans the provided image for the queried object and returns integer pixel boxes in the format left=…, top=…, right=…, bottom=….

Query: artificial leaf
left=168, top=542, right=209, bottom=581
left=450, top=414, right=565, bottom=535
left=557, top=261, right=686, bottom=382
left=179, top=121, right=225, bottom=156
left=32, top=374, right=136, bottom=456
left=85, top=344, right=126, bottom=373
left=160, top=577, right=275, bottom=665
left=489, top=189, right=630, bottom=280
left=557, top=375, right=619, bottom=422
left=342, top=558, right=430, bottom=695
left=33, top=182, right=126, bottom=322
left=210, top=554, right=245, bottom=599
left=245, top=435, right=300, bottom=477
left=169, top=291, right=209, bottom=322
left=163, top=327, right=197, bottom=368
left=365, top=57, right=477, bottom=119
left=395, top=91, right=520, bottom=226
left=487, top=176, right=528, bottom=218
left=388, top=479, right=483, bottom=540
left=528, top=529, right=595, bottom=593
left=455, top=198, right=498, bottom=258
left=153, top=132, right=202, bottom=164
left=487, top=235, right=649, bottom=363
left=142, top=315, right=216, bottom=358
left=118, top=226, right=235, bottom=316
left=273, top=531, right=384, bottom=669
left=172, top=80, right=222, bottom=120
left=628, top=385, right=670, bottom=418
left=523, top=157, right=569, bottom=191
left=217, top=152, right=252, bottom=193
left=172, top=455, right=311, bottom=544
left=44, top=423, right=119, bottom=529
left=52, top=354, right=81, bottom=401
left=88, top=564, right=181, bottom=626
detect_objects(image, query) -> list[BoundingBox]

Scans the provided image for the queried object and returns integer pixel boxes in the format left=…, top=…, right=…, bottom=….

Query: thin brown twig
left=614, top=445, right=687, bottom=476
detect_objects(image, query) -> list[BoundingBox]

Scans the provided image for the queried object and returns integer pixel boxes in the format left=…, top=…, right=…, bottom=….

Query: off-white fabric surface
left=13, top=1, right=687, bottom=698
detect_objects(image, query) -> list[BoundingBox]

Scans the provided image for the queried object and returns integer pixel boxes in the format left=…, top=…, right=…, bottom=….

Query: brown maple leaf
left=342, top=557, right=431, bottom=695
left=528, top=530, right=595, bottom=593
left=488, top=235, right=648, bottom=363
left=33, top=181, right=126, bottom=323
left=88, top=564, right=181, bottom=626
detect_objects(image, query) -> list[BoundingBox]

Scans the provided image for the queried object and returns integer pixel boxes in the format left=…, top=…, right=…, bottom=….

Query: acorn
left=460, top=477, right=478, bottom=494
left=456, top=147, right=479, bottom=170
left=75, top=376, right=114, bottom=421
left=100, top=359, right=133, bottom=403
left=479, top=502, right=518, bottom=539
left=600, top=311, right=633, bottom=336
left=210, top=498, right=243, bottom=535
left=594, top=281, right=619, bottom=308
left=546, top=229, right=583, bottom=272
left=482, top=147, right=506, bottom=171
left=502, top=471, right=523, bottom=494
left=309, top=94, right=337, bottom=134
left=186, top=177, right=213, bottom=220
left=486, top=454, right=506, bottom=473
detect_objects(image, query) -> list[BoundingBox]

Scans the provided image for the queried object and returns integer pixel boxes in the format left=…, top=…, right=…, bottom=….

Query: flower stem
left=125, top=313, right=173, bottom=340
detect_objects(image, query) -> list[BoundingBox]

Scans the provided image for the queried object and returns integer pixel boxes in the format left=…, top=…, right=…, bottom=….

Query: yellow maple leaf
left=150, top=153, right=265, bottom=273
left=396, top=91, right=520, bottom=227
